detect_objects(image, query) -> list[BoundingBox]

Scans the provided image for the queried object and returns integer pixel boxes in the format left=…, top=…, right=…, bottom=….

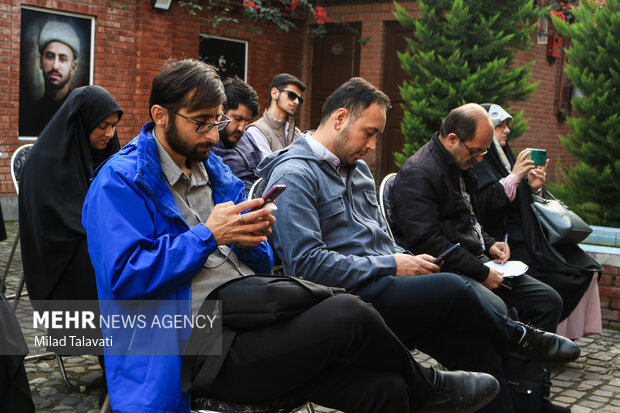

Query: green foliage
left=393, top=0, right=539, bottom=166
left=178, top=0, right=328, bottom=36
left=552, top=0, right=620, bottom=226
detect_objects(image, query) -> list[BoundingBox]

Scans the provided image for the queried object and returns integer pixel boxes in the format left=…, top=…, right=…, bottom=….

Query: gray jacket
left=258, top=134, right=402, bottom=291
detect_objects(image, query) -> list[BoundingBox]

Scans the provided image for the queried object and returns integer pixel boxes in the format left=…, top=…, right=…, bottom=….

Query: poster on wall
left=19, top=7, right=94, bottom=139
left=199, top=35, right=247, bottom=81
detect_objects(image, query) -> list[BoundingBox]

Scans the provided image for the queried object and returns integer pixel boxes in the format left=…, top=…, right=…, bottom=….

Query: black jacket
left=392, top=133, right=495, bottom=283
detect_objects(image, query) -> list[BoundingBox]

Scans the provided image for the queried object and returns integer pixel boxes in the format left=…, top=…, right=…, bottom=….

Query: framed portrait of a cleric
left=199, top=35, right=247, bottom=81
left=19, top=7, right=94, bottom=139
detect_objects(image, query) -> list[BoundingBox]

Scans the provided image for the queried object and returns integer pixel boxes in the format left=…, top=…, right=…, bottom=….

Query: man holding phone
left=390, top=103, right=562, bottom=336
left=260, top=78, right=580, bottom=413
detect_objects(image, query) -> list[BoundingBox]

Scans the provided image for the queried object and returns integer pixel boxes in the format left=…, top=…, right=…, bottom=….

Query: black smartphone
left=249, top=184, right=286, bottom=211
left=431, top=243, right=461, bottom=264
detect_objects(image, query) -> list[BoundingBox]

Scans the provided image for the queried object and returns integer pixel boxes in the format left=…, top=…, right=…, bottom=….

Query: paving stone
left=39, top=387, right=58, bottom=396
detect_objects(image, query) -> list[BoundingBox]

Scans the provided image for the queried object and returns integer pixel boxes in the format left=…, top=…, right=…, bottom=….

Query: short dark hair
left=268, top=73, right=306, bottom=105
left=149, top=59, right=225, bottom=117
left=439, top=104, right=483, bottom=143
left=319, top=77, right=391, bottom=125
left=223, top=77, right=260, bottom=118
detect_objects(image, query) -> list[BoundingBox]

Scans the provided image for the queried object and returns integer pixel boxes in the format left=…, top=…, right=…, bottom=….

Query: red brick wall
left=0, top=0, right=305, bottom=196
left=599, top=264, right=620, bottom=328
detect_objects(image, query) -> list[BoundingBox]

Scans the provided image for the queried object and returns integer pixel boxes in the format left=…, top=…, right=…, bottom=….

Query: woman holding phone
left=473, top=104, right=602, bottom=338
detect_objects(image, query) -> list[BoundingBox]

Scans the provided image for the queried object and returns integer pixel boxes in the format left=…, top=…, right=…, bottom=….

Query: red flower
left=313, top=6, right=329, bottom=24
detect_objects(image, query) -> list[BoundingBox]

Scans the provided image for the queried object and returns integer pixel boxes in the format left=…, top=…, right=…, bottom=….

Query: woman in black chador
left=19, top=85, right=122, bottom=303
left=473, top=104, right=601, bottom=332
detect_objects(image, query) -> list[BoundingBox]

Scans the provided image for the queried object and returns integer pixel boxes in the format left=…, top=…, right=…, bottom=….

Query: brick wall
left=599, top=264, right=620, bottom=328
left=0, top=0, right=305, bottom=196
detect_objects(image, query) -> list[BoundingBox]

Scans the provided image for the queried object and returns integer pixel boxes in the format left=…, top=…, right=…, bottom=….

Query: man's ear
left=70, top=59, right=78, bottom=76
left=332, top=108, right=349, bottom=131
left=151, top=105, right=168, bottom=127
left=445, top=132, right=460, bottom=149
left=270, top=87, right=280, bottom=102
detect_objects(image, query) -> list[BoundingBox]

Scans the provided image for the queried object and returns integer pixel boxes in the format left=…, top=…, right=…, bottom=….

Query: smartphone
left=431, top=243, right=461, bottom=264
left=249, top=184, right=286, bottom=211
left=526, top=148, right=547, bottom=166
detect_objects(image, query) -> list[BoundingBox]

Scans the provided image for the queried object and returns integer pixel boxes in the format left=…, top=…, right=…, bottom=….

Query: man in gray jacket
left=246, top=73, right=305, bottom=157
left=259, top=77, right=580, bottom=413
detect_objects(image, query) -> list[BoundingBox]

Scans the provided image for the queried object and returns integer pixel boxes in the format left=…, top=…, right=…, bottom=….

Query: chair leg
left=11, top=272, right=26, bottom=311
left=0, top=231, right=19, bottom=292
left=100, top=393, right=111, bottom=413
left=57, top=355, right=85, bottom=392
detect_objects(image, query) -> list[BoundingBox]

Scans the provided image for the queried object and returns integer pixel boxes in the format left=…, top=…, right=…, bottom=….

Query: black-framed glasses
left=278, top=89, right=304, bottom=105
left=168, top=110, right=231, bottom=134
left=461, top=139, right=488, bottom=157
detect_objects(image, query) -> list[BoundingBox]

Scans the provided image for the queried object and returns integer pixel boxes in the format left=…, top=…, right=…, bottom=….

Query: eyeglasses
left=278, top=89, right=304, bottom=105
left=168, top=109, right=231, bottom=134
left=461, top=140, right=488, bottom=157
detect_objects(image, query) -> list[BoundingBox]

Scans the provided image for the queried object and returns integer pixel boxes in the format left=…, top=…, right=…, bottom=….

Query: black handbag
left=503, top=353, right=550, bottom=413
left=181, top=275, right=345, bottom=393
left=530, top=190, right=592, bottom=246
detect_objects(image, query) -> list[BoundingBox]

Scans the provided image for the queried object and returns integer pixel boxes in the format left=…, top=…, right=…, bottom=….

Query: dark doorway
left=310, top=23, right=361, bottom=129
left=380, top=21, right=413, bottom=178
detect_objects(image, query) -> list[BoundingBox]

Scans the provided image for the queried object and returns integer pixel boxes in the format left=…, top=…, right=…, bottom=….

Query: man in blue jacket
left=259, top=77, right=581, bottom=413
left=82, top=60, right=502, bottom=413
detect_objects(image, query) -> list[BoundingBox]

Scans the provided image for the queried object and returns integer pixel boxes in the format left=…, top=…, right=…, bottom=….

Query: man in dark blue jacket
left=82, top=59, right=500, bottom=413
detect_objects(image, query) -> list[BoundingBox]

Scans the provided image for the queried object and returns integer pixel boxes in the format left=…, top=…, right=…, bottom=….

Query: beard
left=333, top=124, right=364, bottom=166
left=165, top=116, right=214, bottom=162
left=218, top=127, right=240, bottom=149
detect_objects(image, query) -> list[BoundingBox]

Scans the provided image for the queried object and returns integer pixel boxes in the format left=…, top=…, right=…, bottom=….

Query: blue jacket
left=82, top=123, right=273, bottom=413
left=258, top=134, right=402, bottom=292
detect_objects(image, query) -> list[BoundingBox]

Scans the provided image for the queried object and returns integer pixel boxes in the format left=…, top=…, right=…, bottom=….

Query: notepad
left=483, top=260, right=528, bottom=278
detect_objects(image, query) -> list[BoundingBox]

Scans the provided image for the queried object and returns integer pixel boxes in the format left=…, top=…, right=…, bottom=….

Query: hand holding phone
left=431, top=243, right=461, bottom=264
left=249, top=185, right=287, bottom=212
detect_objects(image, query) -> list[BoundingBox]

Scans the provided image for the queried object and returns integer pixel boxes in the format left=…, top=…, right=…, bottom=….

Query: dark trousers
left=205, top=294, right=434, bottom=413
left=495, top=274, right=563, bottom=333
left=354, top=272, right=524, bottom=413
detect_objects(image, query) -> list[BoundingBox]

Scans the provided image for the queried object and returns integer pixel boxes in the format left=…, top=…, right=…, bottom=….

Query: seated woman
left=473, top=103, right=602, bottom=339
left=19, top=85, right=122, bottom=304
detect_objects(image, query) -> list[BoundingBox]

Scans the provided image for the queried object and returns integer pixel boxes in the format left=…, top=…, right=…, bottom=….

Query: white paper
left=483, top=260, right=529, bottom=278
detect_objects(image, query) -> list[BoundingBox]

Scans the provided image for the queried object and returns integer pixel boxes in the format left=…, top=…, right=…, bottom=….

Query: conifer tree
left=551, top=0, right=620, bottom=226
left=393, top=0, right=538, bottom=165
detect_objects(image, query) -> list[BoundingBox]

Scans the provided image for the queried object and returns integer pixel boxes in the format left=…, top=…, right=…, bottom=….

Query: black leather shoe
left=418, top=368, right=499, bottom=413
left=514, top=323, right=580, bottom=364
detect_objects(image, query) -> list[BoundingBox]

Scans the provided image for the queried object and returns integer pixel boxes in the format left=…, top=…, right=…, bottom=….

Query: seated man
left=390, top=103, right=562, bottom=335
left=259, top=77, right=579, bottom=413
left=211, top=77, right=263, bottom=196
left=82, top=59, right=499, bottom=413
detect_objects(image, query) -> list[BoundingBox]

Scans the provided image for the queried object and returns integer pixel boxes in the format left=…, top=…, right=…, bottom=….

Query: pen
left=502, top=233, right=508, bottom=265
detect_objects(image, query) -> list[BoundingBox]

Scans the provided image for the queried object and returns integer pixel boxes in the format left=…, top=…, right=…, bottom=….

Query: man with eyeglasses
left=390, top=103, right=562, bottom=338
left=212, top=77, right=263, bottom=196
left=246, top=73, right=306, bottom=157
left=82, top=60, right=505, bottom=413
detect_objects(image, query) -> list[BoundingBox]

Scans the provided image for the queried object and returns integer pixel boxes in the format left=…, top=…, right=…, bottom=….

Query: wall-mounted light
left=153, top=0, right=173, bottom=11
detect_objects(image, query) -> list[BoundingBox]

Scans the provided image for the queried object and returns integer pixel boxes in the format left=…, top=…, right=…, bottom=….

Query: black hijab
left=19, top=85, right=122, bottom=301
